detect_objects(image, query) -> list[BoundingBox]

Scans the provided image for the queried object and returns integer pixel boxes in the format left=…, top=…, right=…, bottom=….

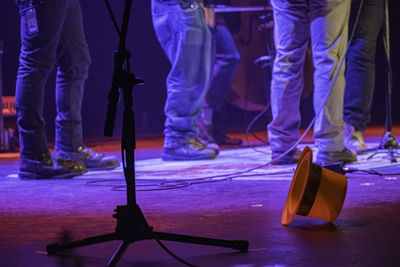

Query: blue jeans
left=206, top=23, right=240, bottom=112
left=16, top=0, right=91, bottom=160
left=268, top=0, right=350, bottom=153
left=344, top=0, right=384, bottom=132
left=151, top=0, right=212, bottom=147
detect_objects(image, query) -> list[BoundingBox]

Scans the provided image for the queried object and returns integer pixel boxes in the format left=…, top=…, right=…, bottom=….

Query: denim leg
left=16, top=1, right=69, bottom=160
left=268, top=1, right=310, bottom=153
left=310, top=0, right=350, bottom=152
left=54, top=0, right=91, bottom=154
left=344, top=0, right=383, bottom=132
left=152, top=0, right=212, bottom=147
left=206, top=24, right=240, bottom=112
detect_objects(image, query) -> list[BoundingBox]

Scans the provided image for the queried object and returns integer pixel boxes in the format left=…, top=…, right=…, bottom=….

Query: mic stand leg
left=108, top=241, right=130, bottom=266
left=47, top=203, right=249, bottom=266
left=46, top=1, right=249, bottom=265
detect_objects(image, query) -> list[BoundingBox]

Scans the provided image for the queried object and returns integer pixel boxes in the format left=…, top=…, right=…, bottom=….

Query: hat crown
left=281, top=147, right=348, bottom=225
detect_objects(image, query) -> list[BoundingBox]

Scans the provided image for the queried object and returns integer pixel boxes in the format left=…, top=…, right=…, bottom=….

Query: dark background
left=1, top=1, right=399, bottom=142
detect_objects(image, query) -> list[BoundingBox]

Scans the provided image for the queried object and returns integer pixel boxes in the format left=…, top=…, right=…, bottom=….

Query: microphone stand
left=46, top=1, right=248, bottom=266
left=379, top=0, right=399, bottom=152
left=0, top=41, right=4, bottom=151
left=371, top=0, right=399, bottom=161
left=363, top=0, right=399, bottom=162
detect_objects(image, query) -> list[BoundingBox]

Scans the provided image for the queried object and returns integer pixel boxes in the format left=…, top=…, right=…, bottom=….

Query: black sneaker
left=55, top=146, right=120, bottom=171
left=19, top=153, right=82, bottom=180
left=271, top=148, right=301, bottom=165
left=316, top=148, right=357, bottom=166
left=161, top=138, right=217, bottom=161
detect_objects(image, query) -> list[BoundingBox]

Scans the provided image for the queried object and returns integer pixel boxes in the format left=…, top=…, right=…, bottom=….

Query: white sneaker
left=344, top=124, right=367, bottom=152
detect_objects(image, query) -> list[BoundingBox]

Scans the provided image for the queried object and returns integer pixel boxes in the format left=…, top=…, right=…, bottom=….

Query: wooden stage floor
left=1, top=127, right=400, bottom=266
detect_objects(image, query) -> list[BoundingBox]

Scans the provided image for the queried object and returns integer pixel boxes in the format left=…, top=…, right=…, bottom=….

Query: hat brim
left=281, top=147, right=313, bottom=225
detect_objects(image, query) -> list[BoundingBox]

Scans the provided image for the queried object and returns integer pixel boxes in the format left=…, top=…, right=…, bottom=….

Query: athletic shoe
left=161, top=138, right=217, bottom=161
left=19, top=152, right=82, bottom=180
left=344, top=123, right=367, bottom=152
left=55, top=146, right=119, bottom=171
left=316, top=148, right=357, bottom=166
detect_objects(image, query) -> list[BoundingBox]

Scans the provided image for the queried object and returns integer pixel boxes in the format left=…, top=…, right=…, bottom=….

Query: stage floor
left=1, top=127, right=400, bottom=266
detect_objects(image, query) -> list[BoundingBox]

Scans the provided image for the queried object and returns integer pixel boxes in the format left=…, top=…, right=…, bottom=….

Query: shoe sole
left=18, top=171, right=81, bottom=180
left=315, top=155, right=357, bottom=166
left=161, top=153, right=216, bottom=161
left=271, top=159, right=299, bottom=165
left=87, top=163, right=120, bottom=171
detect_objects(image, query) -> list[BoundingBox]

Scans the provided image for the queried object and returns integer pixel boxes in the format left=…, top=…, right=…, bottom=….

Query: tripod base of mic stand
left=359, top=131, right=400, bottom=163
left=381, top=131, right=399, bottom=150
left=46, top=204, right=249, bottom=266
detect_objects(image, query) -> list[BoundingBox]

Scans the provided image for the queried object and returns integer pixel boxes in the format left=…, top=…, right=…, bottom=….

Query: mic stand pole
left=379, top=0, right=399, bottom=154
left=0, top=41, right=4, bottom=151
left=46, top=1, right=249, bottom=266
left=364, top=0, right=398, bottom=162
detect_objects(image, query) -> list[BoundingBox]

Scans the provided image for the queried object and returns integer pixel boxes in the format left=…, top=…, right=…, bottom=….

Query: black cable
left=245, top=103, right=271, bottom=145
left=344, top=168, right=382, bottom=175
left=242, top=7, right=273, bottom=145
left=102, top=2, right=198, bottom=265
left=89, top=0, right=368, bottom=193
left=85, top=167, right=295, bottom=192
left=180, top=0, right=368, bottom=184
left=87, top=159, right=400, bottom=191
left=86, top=179, right=161, bottom=187
left=246, top=0, right=366, bottom=165
left=345, top=167, right=400, bottom=176
left=105, top=0, right=121, bottom=38
left=153, top=235, right=197, bottom=267
left=235, top=0, right=366, bottom=174
left=110, top=182, right=191, bottom=192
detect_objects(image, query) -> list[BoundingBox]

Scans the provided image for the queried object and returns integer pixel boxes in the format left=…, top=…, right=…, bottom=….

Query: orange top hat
left=281, top=147, right=348, bottom=225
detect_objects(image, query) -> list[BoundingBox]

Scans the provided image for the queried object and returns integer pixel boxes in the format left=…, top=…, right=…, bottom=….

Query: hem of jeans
left=343, top=119, right=367, bottom=132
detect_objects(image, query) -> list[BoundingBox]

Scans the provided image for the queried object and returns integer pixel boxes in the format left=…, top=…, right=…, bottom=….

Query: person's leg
left=343, top=0, right=384, bottom=150
left=152, top=0, right=216, bottom=160
left=310, top=0, right=356, bottom=164
left=53, top=0, right=118, bottom=170
left=15, top=0, right=82, bottom=178
left=16, top=0, right=67, bottom=161
left=267, top=0, right=310, bottom=163
left=206, top=24, right=240, bottom=112
left=54, top=0, right=90, bottom=154
left=200, top=23, right=241, bottom=145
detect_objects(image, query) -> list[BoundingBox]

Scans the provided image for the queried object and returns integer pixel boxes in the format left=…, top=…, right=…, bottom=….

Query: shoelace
left=188, top=138, right=206, bottom=149
left=78, top=146, right=102, bottom=160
